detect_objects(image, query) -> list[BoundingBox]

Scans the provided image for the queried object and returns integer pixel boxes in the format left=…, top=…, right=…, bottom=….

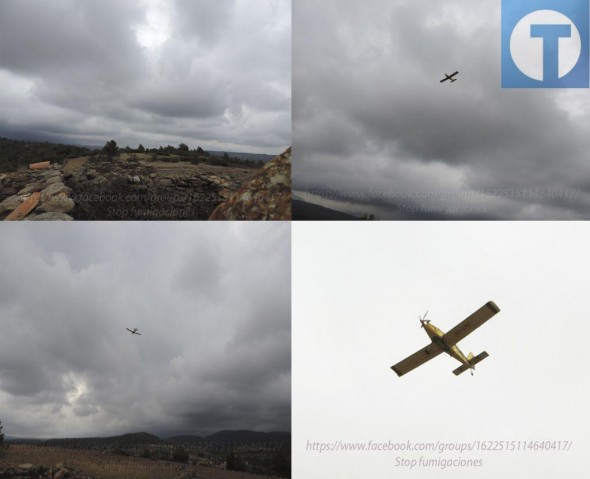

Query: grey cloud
left=294, top=0, right=590, bottom=219
left=0, top=0, right=290, bottom=153
left=0, top=223, right=290, bottom=438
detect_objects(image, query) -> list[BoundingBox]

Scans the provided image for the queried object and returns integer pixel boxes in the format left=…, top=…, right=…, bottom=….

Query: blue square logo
left=502, top=0, right=589, bottom=88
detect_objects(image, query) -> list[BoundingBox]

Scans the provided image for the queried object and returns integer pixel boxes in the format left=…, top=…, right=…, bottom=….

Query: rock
left=53, top=468, right=66, bottom=479
left=18, top=182, right=46, bottom=195
left=5, top=192, right=41, bottom=221
left=17, top=463, right=34, bottom=469
left=44, top=175, right=63, bottom=185
left=41, top=182, right=71, bottom=197
left=0, top=194, right=22, bottom=216
left=37, top=193, right=75, bottom=214
left=40, top=169, right=61, bottom=179
left=26, top=212, right=74, bottom=221
left=127, top=175, right=141, bottom=184
left=209, top=147, right=291, bottom=220
left=1, top=187, right=18, bottom=196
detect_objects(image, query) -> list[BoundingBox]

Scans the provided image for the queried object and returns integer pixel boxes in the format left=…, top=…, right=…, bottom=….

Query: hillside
left=292, top=199, right=359, bottom=220
left=0, top=152, right=260, bottom=221
left=0, top=444, right=271, bottom=479
left=5, top=430, right=291, bottom=478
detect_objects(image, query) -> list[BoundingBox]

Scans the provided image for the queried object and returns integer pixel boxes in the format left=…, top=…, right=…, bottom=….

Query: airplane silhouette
left=440, top=71, right=459, bottom=83
left=391, top=301, right=500, bottom=376
left=126, top=328, right=141, bottom=335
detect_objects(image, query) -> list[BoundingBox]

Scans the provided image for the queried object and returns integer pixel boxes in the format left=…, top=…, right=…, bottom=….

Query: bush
left=172, top=446, right=189, bottom=463
left=0, top=419, right=8, bottom=458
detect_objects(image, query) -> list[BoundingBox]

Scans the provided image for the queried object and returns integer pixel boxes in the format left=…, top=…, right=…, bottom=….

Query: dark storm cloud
left=294, top=0, right=590, bottom=219
left=0, top=0, right=290, bottom=153
left=0, top=223, right=290, bottom=438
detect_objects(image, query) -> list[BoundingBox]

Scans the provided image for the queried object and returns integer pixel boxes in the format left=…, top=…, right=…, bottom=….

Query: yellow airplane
left=391, top=301, right=500, bottom=377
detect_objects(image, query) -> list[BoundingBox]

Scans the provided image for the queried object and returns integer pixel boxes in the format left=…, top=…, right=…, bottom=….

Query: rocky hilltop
left=209, top=148, right=291, bottom=220
left=0, top=155, right=256, bottom=221
left=0, top=165, right=75, bottom=221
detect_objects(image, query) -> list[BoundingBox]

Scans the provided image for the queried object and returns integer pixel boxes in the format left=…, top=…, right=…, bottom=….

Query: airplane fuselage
left=422, top=321, right=470, bottom=366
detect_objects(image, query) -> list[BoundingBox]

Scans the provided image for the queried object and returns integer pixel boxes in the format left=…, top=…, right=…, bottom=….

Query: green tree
left=138, top=144, right=145, bottom=153
left=102, top=140, right=119, bottom=160
left=0, top=419, right=4, bottom=445
left=178, top=143, right=189, bottom=153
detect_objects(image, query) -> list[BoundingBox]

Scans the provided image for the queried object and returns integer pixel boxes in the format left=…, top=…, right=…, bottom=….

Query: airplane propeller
left=419, top=311, right=430, bottom=328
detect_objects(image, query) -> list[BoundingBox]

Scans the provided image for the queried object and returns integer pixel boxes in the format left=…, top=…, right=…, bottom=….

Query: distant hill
left=8, top=430, right=290, bottom=446
left=205, top=430, right=291, bottom=444
left=166, top=435, right=204, bottom=444
left=42, top=432, right=163, bottom=448
left=292, top=199, right=359, bottom=220
left=207, top=151, right=276, bottom=162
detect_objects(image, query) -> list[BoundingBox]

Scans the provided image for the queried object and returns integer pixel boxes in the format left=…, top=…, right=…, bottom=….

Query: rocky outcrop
left=0, top=462, right=94, bottom=479
left=0, top=166, right=74, bottom=221
left=64, top=160, right=239, bottom=220
left=209, top=147, right=291, bottom=220
left=1, top=154, right=273, bottom=220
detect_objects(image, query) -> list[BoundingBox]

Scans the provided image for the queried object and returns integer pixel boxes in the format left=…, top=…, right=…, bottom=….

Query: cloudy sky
left=293, top=0, right=590, bottom=219
left=0, top=0, right=290, bottom=154
left=0, top=222, right=290, bottom=439
left=294, top=222, right=590, bottom=477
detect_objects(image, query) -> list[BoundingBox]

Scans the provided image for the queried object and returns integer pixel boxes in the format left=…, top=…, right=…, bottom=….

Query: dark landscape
left=0, top=138, right=290, bottom=221
left=1, top=428, right=290, bottom=478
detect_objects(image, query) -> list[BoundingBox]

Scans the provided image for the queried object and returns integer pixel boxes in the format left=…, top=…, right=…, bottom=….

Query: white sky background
left=0, top=0, right=290, bottom=154
left=0, top=222, right=291, bottom=439
left=293, top=222, right=590, bottom=478
left=293, top=0, right=590, bottom=219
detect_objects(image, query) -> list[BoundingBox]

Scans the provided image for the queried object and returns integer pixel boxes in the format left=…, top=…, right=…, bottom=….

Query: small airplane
left=391, top=301, right=500, bottom=377
left=126, top=328, right=141, bottom=335
left=440, top=71, right=459, bottom=83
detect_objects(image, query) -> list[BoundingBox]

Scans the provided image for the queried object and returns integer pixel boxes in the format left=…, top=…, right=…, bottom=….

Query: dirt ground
left=0, top=445, right=271, bottom=479
left=65, top=155, right=258, bottom=183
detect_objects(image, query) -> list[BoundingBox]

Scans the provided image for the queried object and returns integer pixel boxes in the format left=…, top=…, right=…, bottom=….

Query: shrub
left=172, top=446, right=189, bottom=463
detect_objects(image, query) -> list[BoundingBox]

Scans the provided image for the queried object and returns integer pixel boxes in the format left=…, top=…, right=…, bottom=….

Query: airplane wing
left=450, top=71, right=459, bottom=77
left=440, top=78, right=447, bottom=83
left=442, top=301, right=500, bottom=345
left=391, top=343, right=444, bottom=377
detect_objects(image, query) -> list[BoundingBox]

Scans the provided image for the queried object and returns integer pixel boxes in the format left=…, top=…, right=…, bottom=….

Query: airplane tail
left=453, top=351, right=489, bottom=376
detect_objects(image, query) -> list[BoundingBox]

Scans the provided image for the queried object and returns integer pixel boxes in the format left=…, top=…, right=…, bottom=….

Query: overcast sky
left=0, top=0, right=290, bottom=154
left=293, top=0, right=590, bottom=219
left=294, top=222, right=590, bottom=477
left=0, top=222, right=290, bottom=439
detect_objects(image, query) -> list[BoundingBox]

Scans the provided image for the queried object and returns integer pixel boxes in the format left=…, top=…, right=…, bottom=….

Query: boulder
left=0, top=194, right=22, bottom=216
left=37, top=193, right=75, bottom=214
left=41, top=182, right=71, bottom=197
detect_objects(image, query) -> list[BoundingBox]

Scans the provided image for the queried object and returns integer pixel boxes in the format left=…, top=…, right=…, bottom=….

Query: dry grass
left=63, top=157, right=89, bottom=173
left=145, top=160, right=257, bottom=182
left=0, top=445, right=268, bottom=479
